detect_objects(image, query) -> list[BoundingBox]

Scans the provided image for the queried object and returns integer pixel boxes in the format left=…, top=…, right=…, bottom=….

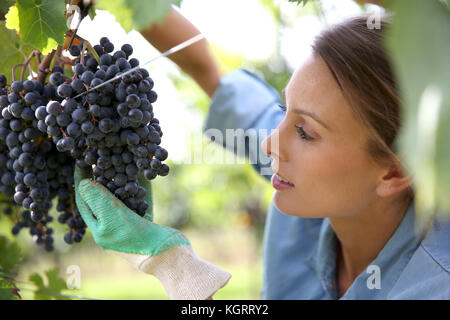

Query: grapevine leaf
left=29, top=268, right=70, bottom=300
left=14, top=0, right=67, bottom=55
left=29, top=273, right=45, bottom=288
left=96, top=0, right=181, bottom=33
left=88, top=5, right=96, bottom=20
left=386, top=0, right=450, bottom=218
left=0, top=0, right=15, bottom=13
left=0, top=278, right=19, bottom=300
left=0, top=236, right=22, bottom=273
left=0, top=288, right=18, bottom=300
left=0, top=21, right=34, bottom=81
left=288, top=0, right=311, bottom=6
left=5, top=4, right=19, bottom=30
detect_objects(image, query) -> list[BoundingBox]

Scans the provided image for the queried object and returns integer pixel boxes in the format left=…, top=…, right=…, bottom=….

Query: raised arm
left=139, top=8, right=221, bottom=98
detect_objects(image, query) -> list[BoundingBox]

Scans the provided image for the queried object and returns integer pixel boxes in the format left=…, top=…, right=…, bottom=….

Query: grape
left=67, top=122, right=81, bottom=137
left=128, top=109, right=143, bottom=122
left=148, top=90, right=157, bottom=103
left=52, top=66, right=64, bottom=74
left=35, top=106, right=48, bottom=120
left=0, top=74, right=7, bottom=87
left=121, top=44, right=133, bottom=57
left=0, top=95, right=9, bottom=107
left=74, top=63, right=85, bottom=75
left=100, top=54, right=112, bottom=66
left=72, top=108, right=88, bottom=124
left=22, top=108, right=35, bottom=122
left=81, top=71, right=94, bottom=85
left=57, top=83, right=72, bottom=98
left=95, top=69, right=106, bottom=80
left=85, top=57, right=98, bottom=70
left=70, top=45, right=81, bottom=56
left=23, top=80, right=35, bottom=92
left=93, top=44, right=103, bottom=56
left=56, top=113, right=71, bottom=127
left=103, top=42, right=114, bottom=53
left=116, top=58, right=129, bottom=70
left=49, top=72, right=64, bottom=86
left=106, top=65, right=120, bottom=79
left=126, top=94, right=140, bottom=108
left=129, top=58, right=139, bottom=68
left=10, top=102, right=24, bottom=118
left=46, top=101, right=63, bottom=116
left=144, top=168, right=157, bottom=180
left=155, top=147, right=168, bottom=161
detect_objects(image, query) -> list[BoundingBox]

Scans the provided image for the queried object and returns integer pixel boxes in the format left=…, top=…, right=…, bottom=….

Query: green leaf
left=288, top=0, right=311, bottom=6
left=88, top=5, right=96, bottom=20
left=0, top=236, right=22, bottom=273
left=0, top=288, right=18, bottom=300
left=0, top=0, right=15, bottom=13
left=96, top=0, right=181, bottom=33
left=386, top=0, right=450, bottom=219
left=14, top=0, right=67, bottom=54
left=29, top=268, right=70, bottom=300
left=0, top=21, right=34, bottom=81
left=29, top=273, right=44, bottom=288
left=5, top=4, right=19, bottom=30
left=0, top=277, right=19, bottom=300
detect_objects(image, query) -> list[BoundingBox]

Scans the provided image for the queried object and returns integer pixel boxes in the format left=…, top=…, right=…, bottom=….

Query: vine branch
left=37, top=49, right=57, bottom=84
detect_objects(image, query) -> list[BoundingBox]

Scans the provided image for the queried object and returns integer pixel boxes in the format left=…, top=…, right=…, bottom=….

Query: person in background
left=75, top=2, right=450, bottom=300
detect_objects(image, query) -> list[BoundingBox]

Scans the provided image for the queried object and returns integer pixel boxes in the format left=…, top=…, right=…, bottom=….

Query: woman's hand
left=74, top=166, right=231, bottom=299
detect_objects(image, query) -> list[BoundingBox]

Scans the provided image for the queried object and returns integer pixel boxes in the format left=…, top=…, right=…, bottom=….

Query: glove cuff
left=107, top=245, right=231, bottom=300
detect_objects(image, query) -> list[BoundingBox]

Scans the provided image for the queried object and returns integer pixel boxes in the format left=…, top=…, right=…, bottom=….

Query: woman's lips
left=271, top=174, right=295, bottom=190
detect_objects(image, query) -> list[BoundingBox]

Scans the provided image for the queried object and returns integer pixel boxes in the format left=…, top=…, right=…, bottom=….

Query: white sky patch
left=180, top=0, right=278, bottom=61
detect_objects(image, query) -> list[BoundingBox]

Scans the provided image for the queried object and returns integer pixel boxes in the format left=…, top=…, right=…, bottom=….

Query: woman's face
left=262, top=54, right=386, bottom=218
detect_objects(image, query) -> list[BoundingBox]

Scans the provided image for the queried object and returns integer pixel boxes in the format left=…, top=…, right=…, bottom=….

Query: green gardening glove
left=74, top=165, right=231, bottom=299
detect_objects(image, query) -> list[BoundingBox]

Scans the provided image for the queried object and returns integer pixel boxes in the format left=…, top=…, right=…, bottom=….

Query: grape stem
left=19, top=50, right=35, bottom=81
left=60, top=127, right=67, bottom=137
left=12, top=50, right=37, bottom=82
left=37, top=49, right=57, bottom=84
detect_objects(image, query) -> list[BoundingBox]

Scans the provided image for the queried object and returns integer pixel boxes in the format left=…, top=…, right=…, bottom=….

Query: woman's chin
left=273, top=191, right=322, bottom=218
left=273, top=192, right=301, bottom=216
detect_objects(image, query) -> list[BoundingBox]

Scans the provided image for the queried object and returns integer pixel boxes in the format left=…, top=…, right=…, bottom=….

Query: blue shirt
left=203, top=69, right=450, bottom=300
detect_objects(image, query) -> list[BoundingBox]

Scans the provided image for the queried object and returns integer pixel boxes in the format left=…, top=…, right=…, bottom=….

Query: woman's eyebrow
left=282, top=88, right=331, bottom=131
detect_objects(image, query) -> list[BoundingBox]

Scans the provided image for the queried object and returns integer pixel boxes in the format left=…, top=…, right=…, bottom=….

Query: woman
left=75, top=7, right=450, bottom=299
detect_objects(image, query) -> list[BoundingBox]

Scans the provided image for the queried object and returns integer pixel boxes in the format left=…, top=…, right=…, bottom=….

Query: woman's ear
left=375, top=165, right=413, bottom=198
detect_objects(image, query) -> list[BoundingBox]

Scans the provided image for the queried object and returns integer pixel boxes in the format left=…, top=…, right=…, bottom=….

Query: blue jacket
left=203, top=69, right=450, bottom=299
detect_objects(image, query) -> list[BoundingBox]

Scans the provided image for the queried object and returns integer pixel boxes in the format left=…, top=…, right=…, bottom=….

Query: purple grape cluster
left=0, top=73, right=84, bottom=251
left=39, top=37, right=169, bottom=217
left=0, top=37, right=170, bottom=250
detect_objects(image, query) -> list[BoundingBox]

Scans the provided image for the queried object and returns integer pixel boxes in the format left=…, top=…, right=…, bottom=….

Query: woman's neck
left=329, top=196, right=412, bottom=297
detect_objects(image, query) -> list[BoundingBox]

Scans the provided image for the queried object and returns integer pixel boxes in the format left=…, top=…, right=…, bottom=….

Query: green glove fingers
left=74, top=166, right=191, bottom=256
left=74, top=166, right=100, bottom=229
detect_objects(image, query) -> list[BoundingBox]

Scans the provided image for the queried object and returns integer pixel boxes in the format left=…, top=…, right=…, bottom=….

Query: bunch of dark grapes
left=0, top=72, right=85, bottom=250
left=0, top=37, right=169, bottom=250
left=41, top=37, right=169, bottom=217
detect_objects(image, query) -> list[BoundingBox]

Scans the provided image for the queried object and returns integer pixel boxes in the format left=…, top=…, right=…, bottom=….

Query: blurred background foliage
left=0, top=0, right=449, bottom=299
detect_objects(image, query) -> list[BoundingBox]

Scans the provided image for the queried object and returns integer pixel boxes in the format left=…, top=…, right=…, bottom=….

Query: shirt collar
left=306, top=200, right=431, bottom=299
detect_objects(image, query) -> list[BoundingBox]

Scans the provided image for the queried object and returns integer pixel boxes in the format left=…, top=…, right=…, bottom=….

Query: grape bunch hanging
left=0, top=37, right=169, bottom=251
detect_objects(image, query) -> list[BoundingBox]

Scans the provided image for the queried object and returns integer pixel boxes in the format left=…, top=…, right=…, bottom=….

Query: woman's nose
left=261, top=126, right=284, bottom=161
left=261, top=134, right=271, bottom=157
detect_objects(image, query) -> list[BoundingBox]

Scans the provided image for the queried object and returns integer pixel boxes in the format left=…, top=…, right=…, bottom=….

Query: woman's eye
left=278, top=104, right=287, bottom=112
left=295, top=125, right=314, bottom=141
